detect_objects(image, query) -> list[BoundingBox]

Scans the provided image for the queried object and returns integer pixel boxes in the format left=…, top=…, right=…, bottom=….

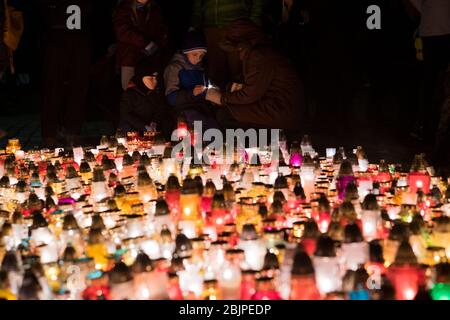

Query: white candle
left=178, top=220, right=197, bottom=239
left=341, top=242, right=369, bottom=271
left=312, top=256, right=342, bottom=295
left=239, top=239, right=266, bottom=271
left=361, top=210, right=381, bottom=240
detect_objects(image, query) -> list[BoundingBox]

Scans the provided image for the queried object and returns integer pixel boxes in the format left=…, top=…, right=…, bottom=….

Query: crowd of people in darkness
left=0, top=0, right=449, bottom=169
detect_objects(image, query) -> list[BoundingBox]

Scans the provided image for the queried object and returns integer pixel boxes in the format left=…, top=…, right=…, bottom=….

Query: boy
left=119, top=62, right=173, bottom=140
left=164, top=31, right=219, bottom=130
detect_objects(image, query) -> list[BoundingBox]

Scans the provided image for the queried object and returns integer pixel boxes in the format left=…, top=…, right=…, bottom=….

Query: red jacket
left=113, top=0, right=168, bottom=68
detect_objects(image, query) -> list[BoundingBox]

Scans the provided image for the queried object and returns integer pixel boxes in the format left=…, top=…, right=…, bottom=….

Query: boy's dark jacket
left=120, top=75, right=172, bottom=137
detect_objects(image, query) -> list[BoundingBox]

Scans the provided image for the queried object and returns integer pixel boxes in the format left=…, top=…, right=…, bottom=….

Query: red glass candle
left=290, top=275, right=321, bottom=300
left=386, top=265, right=421, bottom=300
left=168, top=274, right=184, bottom=300
left=240, top=270, right=257, bottom=300
left=165, top=190, right=180, bottom=220
left=82, top=285, right=110, bottom=300
left=251, top=277, right=282, bottom=300
left=408, top=172, right=431, bottom=194
left=301, top=238, right=317, bottom=257
left=289, top=153, right=302, bottom=168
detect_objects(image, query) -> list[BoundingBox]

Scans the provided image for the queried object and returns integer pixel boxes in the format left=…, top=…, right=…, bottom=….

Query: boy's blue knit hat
left=182, top=31, right=207, bottom=54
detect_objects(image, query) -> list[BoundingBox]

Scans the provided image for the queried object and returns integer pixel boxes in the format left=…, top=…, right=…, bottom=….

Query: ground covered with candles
left=0, top=133, right=450, bottom=301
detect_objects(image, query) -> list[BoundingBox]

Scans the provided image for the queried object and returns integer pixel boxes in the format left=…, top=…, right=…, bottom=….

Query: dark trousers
left=422, top=34, right=450, bottom=142
left=41, top=34, right=92, bottom=140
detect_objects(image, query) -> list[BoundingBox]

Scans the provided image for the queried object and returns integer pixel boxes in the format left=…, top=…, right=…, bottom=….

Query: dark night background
left=0, top=0, right=448, bottom=173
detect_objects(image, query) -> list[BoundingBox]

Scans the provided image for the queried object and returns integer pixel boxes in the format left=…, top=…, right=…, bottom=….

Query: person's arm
left=113, top=4, right=147, bottom=49
left=221, top=50, right=275, bottom=106
left=250, top=0, right=264, bottom=26
left=120, top=92, right=146, bottom=130
left=164, top=62, right=204, bottom=107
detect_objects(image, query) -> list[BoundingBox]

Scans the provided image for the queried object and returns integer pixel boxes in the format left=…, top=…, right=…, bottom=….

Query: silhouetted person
left=38, top=0, right=94, bottom=148
left=113, top=0, right=169, bottom=91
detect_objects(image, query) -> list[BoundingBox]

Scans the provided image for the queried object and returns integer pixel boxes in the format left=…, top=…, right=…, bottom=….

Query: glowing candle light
left=312, top=236, right=342, bottom=296
left=238, top=224, right=267, bottom=271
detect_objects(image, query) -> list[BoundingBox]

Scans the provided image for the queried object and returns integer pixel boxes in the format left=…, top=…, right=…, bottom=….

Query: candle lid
left=131, top=251, right=153, bottom=273
left=292, top=248, right=315, bottom=275
left=314, top=235, right=337, bottom=257
left=131, top=151, right=141, bottom=163
left=434, top=216, right=450, bottom=233
left=241, top=224, right=258, bottom=241
left=338, top=160, right=354, bottom=177
left=155, top=198, right=169, bottom=216
left=114, top=144, right=126, bottom=157
left=393, top=241, right=418, bottom=265
left=263, top=252, right=279, bottom=270
left=181, top=177, right=199, bottom=195
left=204, top=179, right=216, bottom=197
left=362, top=194, right=380, bottom=211
left=88, top=228, right=105, bottom=244
left=274, top=174, right=288, bottom=190
left=434, top=263, right=450, bottom=283
left=369, top=240, right=384, bottom=263
left=31, top=212, right=48, bottom=229
left=19, top=270, right=41, bottom=300
left=1, top=251, right=20, bottom=272
left=101, top=157, right=116, bottom=172
left=109, top=262, right=133, bottom=284
left=270, top=199, right=284, bottom=215
left=211, top=192, right=226, bottom=209
left=122, top=154, right=134, bottom=167
left=344, top=183, right=359, bottom=201
left=137, top=171, right=152, bottom=187
left=343, top=223, right=364, bottom=243
left=166, top=175, right=181, bottom=191
left=175, top=233, right=193, bottom=257
left=11, top=209, right=23, bottom=224
left=328, top=221, right=344, bottom=242
left=294, top=182, right=306, bottom=199
left=388, top=221, right=410, bottom=242
left=62, top=245, right=77, bottom=262
left=91, top=213, right=106, bottom=230
left=255, top=276, right=273, bottom=283
left=409, top=215, right=425, bottom=235
left=92, top=167, right=106, bottom=183
left=303, top=219, right=320, bottom=239
left=62, top=213, right=79, bottom=231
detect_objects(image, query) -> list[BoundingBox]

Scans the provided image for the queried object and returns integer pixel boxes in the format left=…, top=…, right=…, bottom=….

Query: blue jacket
left=163, top=53, right=209, bottom=107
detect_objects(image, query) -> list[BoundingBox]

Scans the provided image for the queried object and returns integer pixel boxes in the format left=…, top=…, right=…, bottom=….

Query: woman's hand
left=193, top=85, right=206, bottom=96
left=231, top=82, right=244, bottom=92
left=206, top=88, right=222, bottom=105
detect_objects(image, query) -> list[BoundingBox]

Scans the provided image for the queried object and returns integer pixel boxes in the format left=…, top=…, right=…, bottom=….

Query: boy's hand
left=193, top=85, right=206, bottom=96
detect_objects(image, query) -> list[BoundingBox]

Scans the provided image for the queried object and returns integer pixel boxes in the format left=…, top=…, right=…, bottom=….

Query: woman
left=207, top=19, right=304, bottom=132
